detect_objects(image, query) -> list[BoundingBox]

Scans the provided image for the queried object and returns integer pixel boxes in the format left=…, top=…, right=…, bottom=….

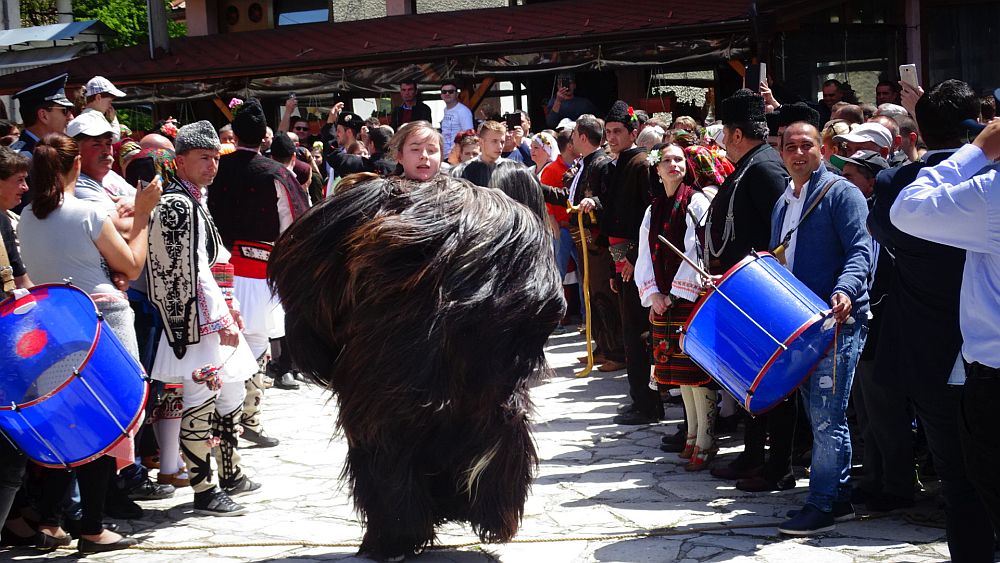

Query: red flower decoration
left=627, top=106, right=638, bottom=123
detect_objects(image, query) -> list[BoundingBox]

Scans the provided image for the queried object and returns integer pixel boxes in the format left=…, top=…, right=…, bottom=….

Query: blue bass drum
left=681, top=253, right=835, bottom=415
left=0, top=284, right=147, bottom=467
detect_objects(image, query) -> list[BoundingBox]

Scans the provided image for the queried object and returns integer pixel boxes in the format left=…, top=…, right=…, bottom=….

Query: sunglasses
left=293, top=126, right=309, bottom=131
left=440, top=89, right=457, bottom=95
left=46, top=107, right=72, bottom=115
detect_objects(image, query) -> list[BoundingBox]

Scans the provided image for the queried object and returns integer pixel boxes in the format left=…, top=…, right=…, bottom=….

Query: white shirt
left=635, top=191, right=711, bottom=305
left=778, top=179, right=811, bottom=272
left=440, top=103, right=473, bottom=154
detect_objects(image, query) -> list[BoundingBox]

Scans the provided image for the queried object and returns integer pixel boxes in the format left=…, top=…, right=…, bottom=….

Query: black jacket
left=326, top=149, right=396, bottom=178
left=705, top=142, right=787, bottom=274
left=601, top=147, right=651, bottom=265
left=390, top=102, right=433, bottom=131
left=540, top=148, right=612, bottom=231
left=867, top=152, right=965, bottom=387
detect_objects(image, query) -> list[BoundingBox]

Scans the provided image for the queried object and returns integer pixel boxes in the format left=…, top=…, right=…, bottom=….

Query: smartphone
left=899, top=64, right=919, bottom=89
left=746, top=63, right=766, bottom=93
left=505, top=113, right=522, bottom=130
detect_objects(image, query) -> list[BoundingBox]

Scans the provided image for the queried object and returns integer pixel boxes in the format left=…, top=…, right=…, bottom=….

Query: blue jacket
left=769, top=165, right=873, bottom=318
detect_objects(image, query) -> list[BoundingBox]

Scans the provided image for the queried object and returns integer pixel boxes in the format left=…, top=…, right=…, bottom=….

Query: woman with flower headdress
left=635, top=142, right=717, bottom=471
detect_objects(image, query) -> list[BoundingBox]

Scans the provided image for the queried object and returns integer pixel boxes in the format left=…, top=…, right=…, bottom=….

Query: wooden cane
left=570, top=205, right=597, bottom=378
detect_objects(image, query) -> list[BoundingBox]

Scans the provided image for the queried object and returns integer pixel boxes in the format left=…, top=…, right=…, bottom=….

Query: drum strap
left=0, top=225, right=14, bottom=296
left=771, top=179, right=838, bottom=265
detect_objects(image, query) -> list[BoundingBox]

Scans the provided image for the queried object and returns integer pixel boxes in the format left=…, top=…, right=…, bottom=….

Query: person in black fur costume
left=268, top=174, right=566, bottom=561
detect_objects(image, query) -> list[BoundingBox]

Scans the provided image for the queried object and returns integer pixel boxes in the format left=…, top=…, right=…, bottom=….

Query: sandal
left=678, top=435, right=697, bottom=459
left=685, top=445, right=718, bottom=472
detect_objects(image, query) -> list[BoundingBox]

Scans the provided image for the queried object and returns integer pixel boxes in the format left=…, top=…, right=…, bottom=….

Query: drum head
left=0, top=285, right=99, bottom=409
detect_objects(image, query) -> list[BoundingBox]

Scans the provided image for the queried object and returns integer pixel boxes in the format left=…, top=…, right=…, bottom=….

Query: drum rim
left=30, top=383, right=149, bottom=469
left=0, top=283, right=101, bottom=411
left=744, top=312, right=834, bottom=413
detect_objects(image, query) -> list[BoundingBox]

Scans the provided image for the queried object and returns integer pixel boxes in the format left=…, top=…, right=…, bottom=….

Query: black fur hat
left=720, top=89, right=766, bottom=124
left=776, top=102, right=821, bottom=130
left=765, top=111, right=780, bottom=136
left=605, top=100, right=638, bottom=132
left=232, top=98, right=266, bottom=146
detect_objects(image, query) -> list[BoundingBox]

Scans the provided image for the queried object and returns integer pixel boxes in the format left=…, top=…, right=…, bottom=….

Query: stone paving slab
left=4, top=329, right=950, bottom=562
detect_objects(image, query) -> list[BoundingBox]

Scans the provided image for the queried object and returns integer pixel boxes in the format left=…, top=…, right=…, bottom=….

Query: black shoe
left=65, top=520, right=119, bottom=540
left=127, top=478, right=175, bottom=500
left=104, top=497, right=144, bottom=520
left=612, top=411, right=659, bottom=425
left=788, top=501, right=855, bottom=522
left=659, top=442, right=685, bottom=453
left=735, top=473, right=796, bottom=492
left=660, top=428, right=687, bottom=446
left=222, top=475, right=262, bottom=498
left=866, top=492, right=915, bottom=512
left=778, top=504, right=836, bottom=536
left=34, top=531, right=72, bottom=550
left=715, top=414, right=741, bottom=433
left=78, top=535, right=138, bottom=554
left=292, top=370, right=308, bottom=382
left=241, top=427, right=279, bottom=447
left=193, top=487, right=247, bottom=516
left=617, top=403, right=638, bottom=414
left=272, top=371, right=300, bottom=390
left=0, top=525, right=37, bottom=547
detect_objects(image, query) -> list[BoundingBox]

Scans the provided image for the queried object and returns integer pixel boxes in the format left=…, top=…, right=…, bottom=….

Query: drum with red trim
left=0, top=284, right=147, bottom=467
left=681, top=252, right=835, bottom=415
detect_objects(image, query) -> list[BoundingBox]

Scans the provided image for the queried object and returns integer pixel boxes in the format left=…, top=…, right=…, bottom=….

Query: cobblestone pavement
left=7, top=329, right=951, bottom=562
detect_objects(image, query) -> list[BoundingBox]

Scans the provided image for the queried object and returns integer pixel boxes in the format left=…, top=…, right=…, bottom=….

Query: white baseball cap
left=67, top=111, right=116, bottom=138
left=833, top=122, right=893, bottom=149
left=84, top=76, right=126, bottom=98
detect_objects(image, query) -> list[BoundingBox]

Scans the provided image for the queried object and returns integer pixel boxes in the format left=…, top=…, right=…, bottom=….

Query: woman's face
left=399, top=129, right=442, bottom=181
left=530, top=141, right=551, bottom=165
left=655, top=145, right=687, bottom=185
left=0, top=171, right=28, bottom=211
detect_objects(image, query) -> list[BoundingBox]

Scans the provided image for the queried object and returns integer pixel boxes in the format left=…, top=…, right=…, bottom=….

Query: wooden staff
left=570, top=205, right=597, bottom=378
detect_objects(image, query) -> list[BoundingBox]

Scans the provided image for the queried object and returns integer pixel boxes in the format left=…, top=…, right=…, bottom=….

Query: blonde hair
left=477, top=120, right=506, bottom=137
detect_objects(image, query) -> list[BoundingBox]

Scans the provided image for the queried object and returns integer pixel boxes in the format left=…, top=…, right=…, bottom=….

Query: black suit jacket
left=867, top=152, right=965, bottom=387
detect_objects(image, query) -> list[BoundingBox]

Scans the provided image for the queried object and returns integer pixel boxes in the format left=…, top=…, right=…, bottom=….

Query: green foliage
left=74, top=0, right=187, bottom=49
left=20, top=0, right=57, bottom=27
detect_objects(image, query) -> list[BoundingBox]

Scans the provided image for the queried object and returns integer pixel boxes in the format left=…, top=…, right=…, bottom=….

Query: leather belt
left=966, top=362, right=1000, bottom=380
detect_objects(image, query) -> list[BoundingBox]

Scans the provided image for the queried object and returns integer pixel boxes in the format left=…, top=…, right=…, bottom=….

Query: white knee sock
left=153, top=418, right=183, bottom=475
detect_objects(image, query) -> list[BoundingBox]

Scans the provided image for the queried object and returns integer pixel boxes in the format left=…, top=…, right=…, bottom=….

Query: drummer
left=771, top=121, right=873, bottom=536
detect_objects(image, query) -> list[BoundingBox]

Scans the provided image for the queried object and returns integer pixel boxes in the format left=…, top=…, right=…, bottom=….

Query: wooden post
left=213, top=97, right=234, bottom=122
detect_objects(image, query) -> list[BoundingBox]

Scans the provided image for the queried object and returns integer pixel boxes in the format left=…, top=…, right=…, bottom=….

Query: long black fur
left=268, top=175, right=566, bottom=560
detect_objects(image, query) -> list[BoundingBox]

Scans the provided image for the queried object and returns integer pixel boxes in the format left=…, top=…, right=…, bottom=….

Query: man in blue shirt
left=772, top=122, right=873, bottom=536
left=891, top=117, right=1000, bottom=538
left=546, top=73, right=597, bottom=129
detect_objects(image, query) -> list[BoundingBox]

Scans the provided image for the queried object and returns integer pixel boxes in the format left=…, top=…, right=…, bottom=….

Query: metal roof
left=0, top=20, right=114, bottom=48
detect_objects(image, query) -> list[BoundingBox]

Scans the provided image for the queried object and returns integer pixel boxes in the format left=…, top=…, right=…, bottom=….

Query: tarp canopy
left=0, top=0, right=752, bottom=98
left=0, top=20, right=113, bottom=48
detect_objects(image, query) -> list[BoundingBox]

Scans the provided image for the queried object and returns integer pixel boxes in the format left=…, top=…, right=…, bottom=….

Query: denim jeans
left=553, top=227, right=585, bottom=323
left=799, top=318, right=867, bottom=512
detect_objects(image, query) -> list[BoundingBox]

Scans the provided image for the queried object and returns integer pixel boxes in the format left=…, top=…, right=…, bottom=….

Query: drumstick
left=656, top=235, right=714, bottom=283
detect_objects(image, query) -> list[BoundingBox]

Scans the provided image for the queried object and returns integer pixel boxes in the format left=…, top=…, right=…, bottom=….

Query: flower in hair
left=228, top=97, right=245, bottom=113
left=646, top=149, right=664, bottom=166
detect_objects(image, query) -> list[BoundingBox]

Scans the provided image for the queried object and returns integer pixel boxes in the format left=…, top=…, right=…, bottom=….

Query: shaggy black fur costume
left=268, top=175, right=566, bottom=560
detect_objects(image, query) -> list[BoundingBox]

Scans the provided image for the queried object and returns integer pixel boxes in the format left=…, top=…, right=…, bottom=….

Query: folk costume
left=268, top=175, right=565, bottom=561
left=601, top=101, right=662, bottom=424
left=636, top=148, right=716, bottom=469
left=208, top=98, right=309, bottom=437
left=146, top=121, right=259, bottom=515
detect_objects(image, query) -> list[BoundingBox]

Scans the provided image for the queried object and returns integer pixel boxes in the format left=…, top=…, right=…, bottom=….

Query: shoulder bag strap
left=0, top=225, right=14, bottom=295
left=773, top=178, right=838, bottom=253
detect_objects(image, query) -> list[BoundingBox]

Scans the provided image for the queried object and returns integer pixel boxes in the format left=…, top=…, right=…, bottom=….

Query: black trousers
left=616, top=272, right=662, bottom=419
left=742, top=397, right=798, bottom=482
left=960, top=366, right=1000, bottom=551
left=0, top=436, right=26, bottom=524
left=854, top=360, right=915, bottom=498
left=39, top=456, right=114, bottom=536
left=581, top=241, right=624, bottom=362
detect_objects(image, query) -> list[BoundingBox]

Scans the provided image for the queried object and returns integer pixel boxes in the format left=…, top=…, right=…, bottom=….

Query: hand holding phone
left=899, top=64, right=919, bottom=89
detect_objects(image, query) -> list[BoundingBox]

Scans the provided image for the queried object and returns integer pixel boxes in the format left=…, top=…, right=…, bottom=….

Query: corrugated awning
left=0, top=20, right=113, bottom=48
left=0, top=44, right=91, bottom=77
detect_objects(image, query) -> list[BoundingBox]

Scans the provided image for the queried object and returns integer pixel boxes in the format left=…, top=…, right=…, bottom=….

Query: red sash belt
left=230, top=240, right=272, bottom=279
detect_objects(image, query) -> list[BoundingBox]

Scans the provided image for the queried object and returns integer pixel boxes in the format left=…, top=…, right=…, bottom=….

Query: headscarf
left=530, top=132, right=558, bottom=163
left=683, top=144, right=727, bottom=189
